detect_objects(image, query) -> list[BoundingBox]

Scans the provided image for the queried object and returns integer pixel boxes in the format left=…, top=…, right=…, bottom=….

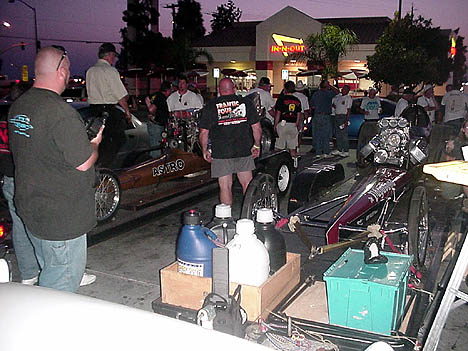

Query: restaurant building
left=192, top=6, right=391, bottom=96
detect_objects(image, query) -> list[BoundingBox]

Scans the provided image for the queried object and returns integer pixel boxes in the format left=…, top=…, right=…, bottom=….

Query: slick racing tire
left=408, top=185, right=429, bottom=268
left=356, top=121, right=379, bottom=168
left=263, top=152, right=294, bottom=198
left=241, top=173, right=279, bottom=221
left=95, top=169, right=121, bottom=223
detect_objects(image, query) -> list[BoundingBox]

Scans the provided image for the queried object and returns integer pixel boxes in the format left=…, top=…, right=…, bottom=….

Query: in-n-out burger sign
left=270, top=33, right=305, bottom=57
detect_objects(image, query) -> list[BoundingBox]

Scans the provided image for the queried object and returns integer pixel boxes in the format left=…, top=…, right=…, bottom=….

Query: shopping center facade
left=192, top=6, right=392, bottom=97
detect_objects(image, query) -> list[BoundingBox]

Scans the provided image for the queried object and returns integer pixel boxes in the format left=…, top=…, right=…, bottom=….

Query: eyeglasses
left=52, top=45, right=67, bottom=71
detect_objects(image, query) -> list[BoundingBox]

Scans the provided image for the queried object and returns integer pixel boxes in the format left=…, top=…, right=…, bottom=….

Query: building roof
left=192, top=16, right=391, bottom=48
left=317, top=17, right=392, bottom=44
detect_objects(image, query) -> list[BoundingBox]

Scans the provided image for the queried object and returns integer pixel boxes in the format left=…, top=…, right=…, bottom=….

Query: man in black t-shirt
left=274, top=81, right=303, bottom=159
left=199, top=78, right=262, bottom=205
left=145, top=81, right=171, bottom=158
left=8, top=46, right=103, bottom=292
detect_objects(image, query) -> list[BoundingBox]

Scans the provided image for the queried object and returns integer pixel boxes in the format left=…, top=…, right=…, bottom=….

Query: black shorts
left=211, top=156, right=255, bottom=178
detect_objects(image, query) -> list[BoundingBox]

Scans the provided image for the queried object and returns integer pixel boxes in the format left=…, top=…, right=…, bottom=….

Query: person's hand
left=251, top=145, right=260, bottom=159
left=202, top=149, right=212, bottom=163
left=90, top=126, right=104, bottom=145
left=145, top=96, right=151, bottom=106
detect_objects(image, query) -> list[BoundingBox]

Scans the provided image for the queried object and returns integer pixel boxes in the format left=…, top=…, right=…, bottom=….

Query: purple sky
left=1, top=0, right=466, bottom=80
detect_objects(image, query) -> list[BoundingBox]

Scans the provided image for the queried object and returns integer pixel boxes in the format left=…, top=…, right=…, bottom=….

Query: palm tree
left=171, top=36, right=213, bottom=73
left=291, top=24, right=358, bottom=79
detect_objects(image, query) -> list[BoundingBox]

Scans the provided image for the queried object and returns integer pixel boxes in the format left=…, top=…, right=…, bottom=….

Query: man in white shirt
left=395, top=88, right=415, bottom=117
left=247, top=77, right=276, bottom=123
left=292, top=80, right=310, bottom=147
left=166, top=75, right=203, bottom=112
left=360, top=88, right=381, bottom=120
left=441, top=84, right=468, bottom=134
left=331, top=85, right=352, bottom=157
left=417, top=85, right=439, bottom=123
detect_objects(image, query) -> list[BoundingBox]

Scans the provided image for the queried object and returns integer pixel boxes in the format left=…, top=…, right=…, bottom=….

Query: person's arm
left=76, top=126, right=104, bottom=171
left=274, top=110, right=281, bottom=133
left=296, top=112, right=304, bottom=132
left=250, top=122, right=262, bottom=159
left=199, top=128, right=212, bottom=163
left=118, top=95, right=132, bottom=122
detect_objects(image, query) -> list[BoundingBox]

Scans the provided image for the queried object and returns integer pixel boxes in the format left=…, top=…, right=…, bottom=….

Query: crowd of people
left=1, top=41, right=468, bottom=292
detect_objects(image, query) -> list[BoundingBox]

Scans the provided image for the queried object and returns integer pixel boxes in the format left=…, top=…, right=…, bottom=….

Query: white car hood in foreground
left=0, top=283, right=268, bottom=351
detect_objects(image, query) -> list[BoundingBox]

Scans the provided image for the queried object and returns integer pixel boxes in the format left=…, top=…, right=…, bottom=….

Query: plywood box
left=160, top=252, right=300, bottom=321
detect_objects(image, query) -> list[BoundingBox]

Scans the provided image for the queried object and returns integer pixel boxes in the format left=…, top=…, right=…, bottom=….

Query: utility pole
left=164, top=3, right=179, bottom=38
left=398, top=0, right=402, bottom=21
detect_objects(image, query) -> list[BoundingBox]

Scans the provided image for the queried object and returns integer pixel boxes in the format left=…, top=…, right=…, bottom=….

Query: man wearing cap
left=395, top=88, right=415, bottom=117
left=247, top=77, right=276, bottom=123
left=417, top=85, right=439, bottom=123
left=441, top=83, right=468, bottom=134
left=293, top=81, right=310, bottom=147
left=86, top=42, right=131, bottom=168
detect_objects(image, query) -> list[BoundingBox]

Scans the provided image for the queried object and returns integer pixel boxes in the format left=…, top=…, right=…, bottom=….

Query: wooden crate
left=160, top=252, right=300, bottom=321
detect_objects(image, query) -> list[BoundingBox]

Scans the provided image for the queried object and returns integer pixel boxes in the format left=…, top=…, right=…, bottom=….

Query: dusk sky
left=1, top=0, right=467, bottom=80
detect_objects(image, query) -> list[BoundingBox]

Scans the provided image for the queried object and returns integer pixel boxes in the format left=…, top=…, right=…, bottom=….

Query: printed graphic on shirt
left=9, top=114, right=34, bottom=138
left=215, top=100, right=247, bottom=125
left=364, top=101, right=379, bottom=111
left=0, top=121, right=10, bottom=153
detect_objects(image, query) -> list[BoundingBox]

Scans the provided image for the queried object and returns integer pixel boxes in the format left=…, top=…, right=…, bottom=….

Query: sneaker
left=340, top=151, right=349, bottom=157
left=330, top=150, right=341, bottom=155
left=80, top=272, right=96, bottom=286
left=21, top=276, right=38, bottom=285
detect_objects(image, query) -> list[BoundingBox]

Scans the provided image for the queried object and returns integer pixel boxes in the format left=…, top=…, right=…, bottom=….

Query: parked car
left=61, top=86, right=87, bottom=103
left=303, top=97, right=396, bottom=140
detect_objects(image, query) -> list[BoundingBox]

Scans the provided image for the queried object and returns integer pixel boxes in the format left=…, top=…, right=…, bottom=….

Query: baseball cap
left=99, top=43, right=117, bottom=56
left=423, top=84, right=433, bottom=92
left=296, top=81, right=306, bottom=91
left=258, top=77, right=272, bottom=87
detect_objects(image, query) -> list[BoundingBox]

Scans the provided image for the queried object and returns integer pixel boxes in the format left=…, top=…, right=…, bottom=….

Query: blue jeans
left=27, top=229, right=87, bottom=292
left=313, top=114, right=332, bottom=155
left=334, top=114, right=349, bottom=152
left=147, top=122, right=164, bottom=158
left=2, top=176, right=40, bottom=280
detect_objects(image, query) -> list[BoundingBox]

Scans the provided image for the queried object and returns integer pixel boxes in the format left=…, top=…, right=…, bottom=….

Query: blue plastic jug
left=176, top=210, right=218, bottom=278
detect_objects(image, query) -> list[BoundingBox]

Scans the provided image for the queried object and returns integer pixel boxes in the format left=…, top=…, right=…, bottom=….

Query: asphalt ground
left=4, top=140, right=468, bottom=350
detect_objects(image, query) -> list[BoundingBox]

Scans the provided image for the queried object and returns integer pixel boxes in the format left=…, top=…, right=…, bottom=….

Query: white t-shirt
left=417, top=96, right=436, bottom=122
left=395, top=98, right=409, bottom=117
left=332, top=93, right=352, bottom=115
left=360, top=97, right=381, bottom=120
left=247, top=87, right=276, bottom=122
left=441, top=90, right=468, bottom=122
left=292, top=92, right=310, bottom=113
left=167, top=90, right=203, bottom=112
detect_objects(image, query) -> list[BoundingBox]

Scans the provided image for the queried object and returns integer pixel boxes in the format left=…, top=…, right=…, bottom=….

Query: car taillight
left=0, top=224, right=5, bottom=238
left=81, top=97, right=87, bottom=102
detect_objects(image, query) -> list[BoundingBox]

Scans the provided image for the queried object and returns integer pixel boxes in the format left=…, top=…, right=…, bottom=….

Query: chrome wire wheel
left=408, top=185, right=429, bottom=267
left=95, top=169, right=121, bottom=222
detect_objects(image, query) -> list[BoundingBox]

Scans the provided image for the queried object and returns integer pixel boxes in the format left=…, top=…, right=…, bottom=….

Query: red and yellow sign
left=270, top=34, right=305, bottom=57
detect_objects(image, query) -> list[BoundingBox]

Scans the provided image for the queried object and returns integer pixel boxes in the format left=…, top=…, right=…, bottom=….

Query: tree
left=367, top=14, right=453, bottom=88
left=210, top=0, right=242, bottom=33
left=120, top=0, right=173, bottom=69
left=290, top=24, right=358, bottom=79
left=169, top=36, right=213, bottom=73
left=452, top=32, right=467, bottom=87
left=173, top=0, right=205, bottom=42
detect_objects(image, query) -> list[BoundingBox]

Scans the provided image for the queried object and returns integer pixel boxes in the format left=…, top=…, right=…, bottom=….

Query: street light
left=8, top=0, right=39, bottom=53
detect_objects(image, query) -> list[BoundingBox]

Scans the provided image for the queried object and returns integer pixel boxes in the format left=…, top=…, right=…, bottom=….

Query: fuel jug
left=176, top=210, right=218, bottom=277
left=226, top=219, right=269, bottom=286
left=206, top=204, right=236, bottom=244
left=255, top=208, right=286, bottom=273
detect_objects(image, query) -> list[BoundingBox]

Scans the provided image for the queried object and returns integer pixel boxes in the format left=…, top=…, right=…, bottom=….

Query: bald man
left=199, top=78, right=262, bottom=205
left=8, top=46, right=103, bottom=292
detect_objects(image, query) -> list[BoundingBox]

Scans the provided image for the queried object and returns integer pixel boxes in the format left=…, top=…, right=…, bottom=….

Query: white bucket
left=226, top=219, right=270, bottom=287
